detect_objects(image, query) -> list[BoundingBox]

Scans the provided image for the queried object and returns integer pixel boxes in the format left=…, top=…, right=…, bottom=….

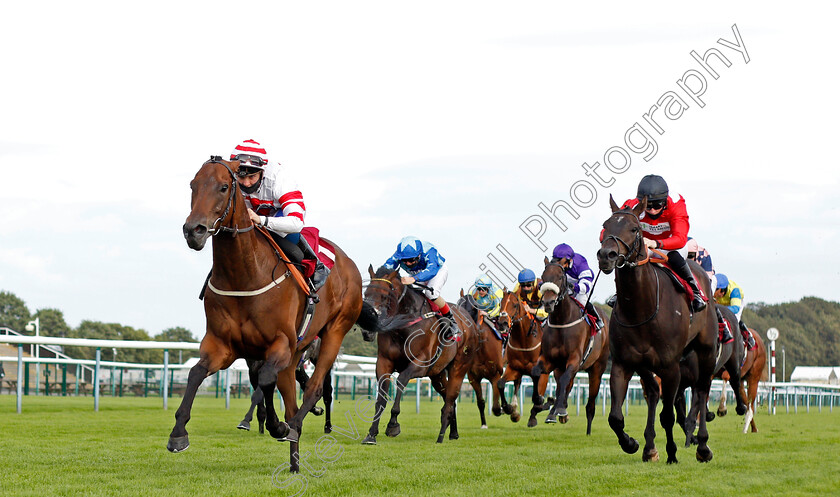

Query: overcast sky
left=2, top=2, right=838, bottom=340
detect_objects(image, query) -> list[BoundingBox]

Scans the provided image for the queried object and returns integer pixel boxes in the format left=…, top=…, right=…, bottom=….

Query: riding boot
left=669, top=253, right=707, bottom=312
left=606, top=294, right=617, bottom=308
left=715, top=307, right=734, bottom=344
left=441, top=310, right=461, bottom=342
left=584, top=301, right=604, bottom=331
left=740, top=320, right=756, bottom=349
left=297, top=236, right=330, bottom=291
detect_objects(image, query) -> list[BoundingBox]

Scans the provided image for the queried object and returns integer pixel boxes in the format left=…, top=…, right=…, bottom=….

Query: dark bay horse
left=175, top=157, right=365, bottom=473
left=360, top=266, right=478, bottom=444
left=496, top=291, right=552, bottom=427
left=716, top=328, right=767, bottom=433
left=458, top=289, right=505, bottom=429
left=673, top=304, right=747, bottom=446
left=237, top=338, right=333, bottom=434
left=532, top=258, right=609, bottom=434
left=597, top=195, right=717, bottom=463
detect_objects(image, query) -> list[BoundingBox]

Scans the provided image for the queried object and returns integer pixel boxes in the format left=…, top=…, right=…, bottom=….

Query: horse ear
left=632, top=197, right=647, bottom=217
left=367, top=264, right=375, bottom=278
left=609, top=194, right=620, bottom=213
left=544, top=256, right=550, bottom=266
left=459, top=288, right=465, bottom=298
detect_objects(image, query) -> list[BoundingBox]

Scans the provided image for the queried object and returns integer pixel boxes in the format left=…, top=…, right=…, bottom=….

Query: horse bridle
left=603, top=211, right=645, bottom=268
left=204, top=156, right=254, bottom=237
left=499, top=293, right=538, bottom=338
left=541, top=262, right=569, bottom=310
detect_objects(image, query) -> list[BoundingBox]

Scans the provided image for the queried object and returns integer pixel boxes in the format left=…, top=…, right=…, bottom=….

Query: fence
left=2, top=334, right=839, bottom=418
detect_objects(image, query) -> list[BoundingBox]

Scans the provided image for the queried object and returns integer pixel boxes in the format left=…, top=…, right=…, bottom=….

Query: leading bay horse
left=597, top=195, right=717, bottom=463
left=174, top=157, right=368, bottom=473
left=532, top=258, right=609, bottom=434
left=360, top=266, right=477, bottom=444
left=716, top=328, right=767, bottom=433
left=496, top=290, right=553, bottom=427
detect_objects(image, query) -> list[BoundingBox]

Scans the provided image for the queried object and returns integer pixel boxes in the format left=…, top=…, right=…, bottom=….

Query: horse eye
left=220, top=184, right=229, bottom=193
left=631, top=227, right=638, bottom=233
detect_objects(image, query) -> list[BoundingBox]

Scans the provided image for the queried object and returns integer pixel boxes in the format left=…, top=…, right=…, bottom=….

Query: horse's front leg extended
left=608, top=361, right=639, bottom=455
left=361, top=365, right=394, bottom=445
left=167, top=361, right=211, bottom=452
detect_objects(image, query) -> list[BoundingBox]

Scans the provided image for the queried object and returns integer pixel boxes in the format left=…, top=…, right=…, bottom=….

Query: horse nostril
left=607, top=250, right=617, bottom=261
left=193, top=224, right=207, bottom=236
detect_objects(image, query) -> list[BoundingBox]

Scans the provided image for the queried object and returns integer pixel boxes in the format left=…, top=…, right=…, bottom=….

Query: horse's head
left=361, top=264, right=406, bottom=340
left=183, top=157, right=245, bottom=251
left=597, top=194, right=647, bottom=274
left=498, top=290, right=525, bottom=334
left=540, top=255, right=568, bottom=314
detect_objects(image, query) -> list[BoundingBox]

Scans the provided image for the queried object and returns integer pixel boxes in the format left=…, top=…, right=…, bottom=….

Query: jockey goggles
left=646, top=199, right=667, bottom=210
left=233, top=154, right=266, bottom=176
left=402, top=255, right=421, bottom=268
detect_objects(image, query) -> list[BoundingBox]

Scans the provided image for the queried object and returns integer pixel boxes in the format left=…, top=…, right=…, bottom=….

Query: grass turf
left=0, top=394, right=838, bottom=496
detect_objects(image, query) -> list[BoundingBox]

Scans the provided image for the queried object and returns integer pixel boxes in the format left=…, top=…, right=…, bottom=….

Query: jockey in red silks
left=621, top=174, right=707, bottom=313
left=231, top=138, right=329, bottom=290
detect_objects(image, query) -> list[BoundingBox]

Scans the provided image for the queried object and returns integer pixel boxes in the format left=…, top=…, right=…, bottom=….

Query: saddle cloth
left=569, top=296, right=600, bottom=337
left=651, top=257, right=709, bottom=309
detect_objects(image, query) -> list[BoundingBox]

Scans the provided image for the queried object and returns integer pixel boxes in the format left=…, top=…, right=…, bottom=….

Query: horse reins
left=502, top=294, right=541, bottom=352
left=204, top=157, right=254, bottom=237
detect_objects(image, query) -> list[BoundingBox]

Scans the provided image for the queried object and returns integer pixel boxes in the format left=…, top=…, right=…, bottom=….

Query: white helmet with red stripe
left=230, top=139, right=269, bottom=172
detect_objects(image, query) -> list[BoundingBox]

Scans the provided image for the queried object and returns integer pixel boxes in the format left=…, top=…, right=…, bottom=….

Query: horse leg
left=497, top=368, right=516, bottom=416
left=438, top=365, right=468, bottom=443
left=726, top=365, right=748, bottom=416
left=322, top=368, right=333, bottom=433
left=528, top=361, right=549, bottom=427
left=237, top=362, right=263, bottom=431
left=717, top=379, right=728, bottom=417
left=656, top=364, right=681, bottom=464
left=167, top=344, right=231, bottom=453
left=510, top=376, right=522, bottom=422
left=258, top=342, right=294, bottom=441
left=386, top=366, right=421, bottom=438
left=638, top=369, right=661, bottom=462
left=746, top=377, right=759, bottom=433
left=295, top=366, right=323, bottom=416
left=549, top=361, right=579, bottom=425
left=585, top=363, right=606, bottom=436
left=693, top=352, right=715, bottom=463
left=361, top=363, right=394, bottom=445
left=274, top=366, right=302, bottom=473
left=490, top=371, right=502, bottom=417
left=608, top=362, right=639, bottom=455
left=468, top=374, right=488, bottom=429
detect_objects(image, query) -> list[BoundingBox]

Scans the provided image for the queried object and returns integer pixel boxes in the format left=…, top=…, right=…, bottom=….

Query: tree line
left=0, top=291, right=198, bottom=364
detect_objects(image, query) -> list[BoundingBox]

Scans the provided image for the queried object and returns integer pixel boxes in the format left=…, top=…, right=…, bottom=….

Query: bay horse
left=458, top=289, right=505, bottom=429
left=360, top=266, right=477, bottom=444
left=672, top=304, right=747, bottom=446
left=237, top=338, right=334, bottom=434
left=532, top=258, right=610, bottom=434
left=496, top=290, right=553, bottom=427
left=715, top=328, right=767, bottom=433
left=597, top=195, right=717, bottom=463
left=175, top=157, right=367, bottom=473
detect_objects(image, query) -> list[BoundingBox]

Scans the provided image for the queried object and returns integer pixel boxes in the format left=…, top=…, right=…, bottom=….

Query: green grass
left=1, top=394, right=838, bottom=497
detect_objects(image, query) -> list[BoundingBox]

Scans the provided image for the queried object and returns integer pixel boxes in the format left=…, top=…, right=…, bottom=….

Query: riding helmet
left=396, top=236, right=423, bottom=260
left=715, top=273, right=730, bottom=290
left=636, top=174, right=669, bottom=202
left=517, top=269, right=536, bottom=284
left=475, top=274, right=493, bottom=289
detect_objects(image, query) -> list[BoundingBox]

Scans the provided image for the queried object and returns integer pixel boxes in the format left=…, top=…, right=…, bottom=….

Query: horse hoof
left=643, top=449, right=659, bottom=462
left=706, top=412, right=716, bottom=422
left=449, top=433, right=459, bottom=441
left=269, top=422, right=291, bottom=442
left=511, top=413, right=521, bottom=423
left=259, top=425, right=265, bottom=435
left=237, top=421, right=251, bottom=431
left=559, top=414, right=569, bottom=424
left=621, top=437, right=639, bottom=455
left=527, top=417, right=538, bottom=428
left=324, top=425, right=332, bottom=434
left=361, top=434, right=377, bottom=445
left=502, top=404, right=514, bottom=415
left=696, top=446, right=713, bottom=463
left=481, top=425, right=488, bottom=429
left=311, top=406, right=324, bottom=416
left=436, top=435, right=444, bottom=444
left=716, top=409, right=727, bottom=418
left=167, top=435, right=190, bottom=453
left=736, top=404, right=747, bottom=416
left=667, top=456, right=679, bottom=464
left=385, top=423, right=401, bottom=438
left=545, top=415, right=557, bottom=424
left=492, top=407, right=502, bottom=417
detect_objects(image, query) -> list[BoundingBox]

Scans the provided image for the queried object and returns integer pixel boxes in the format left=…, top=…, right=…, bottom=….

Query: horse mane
left=458, top=291, right=479, bottom=322
left=371, top=265, right=429, bottom=332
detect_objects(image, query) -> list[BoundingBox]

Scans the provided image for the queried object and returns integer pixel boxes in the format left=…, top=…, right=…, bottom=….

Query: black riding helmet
left=636, top=174, right=669, bottom=202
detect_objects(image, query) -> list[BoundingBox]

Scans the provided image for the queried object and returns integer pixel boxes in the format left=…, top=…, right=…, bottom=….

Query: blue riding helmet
left=715, top=273, right=729, bottom=290
left=475, top=274, right=493, bottom=289
left=552, top=243, right=574, bottom=261
left=517, top=269, right=536, bottom=284
left=395, top=236, right=423, bottom=260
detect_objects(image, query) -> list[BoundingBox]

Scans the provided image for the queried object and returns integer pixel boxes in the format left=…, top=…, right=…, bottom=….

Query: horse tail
left=356, top=301, right=379, bottom=332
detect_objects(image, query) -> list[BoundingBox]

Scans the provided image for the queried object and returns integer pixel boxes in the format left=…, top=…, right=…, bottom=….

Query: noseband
left=204, top=156, right=254, bottom=237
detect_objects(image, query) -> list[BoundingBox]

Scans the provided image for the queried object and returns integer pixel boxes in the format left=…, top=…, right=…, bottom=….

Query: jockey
left=621, top=174, right=706, bottom=313
left=231, top=139, right=329, bottom=291
left=551, top=243, right=603, bottom=331
left=383, top=236, right=460, bottom=340
left=512, top=269, right=548, bottom=321
left=715, top=273, right=756, bottom=349
left=685, top=237, right=715, bottom=281
left=471, top=274, right=504, bottom=320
